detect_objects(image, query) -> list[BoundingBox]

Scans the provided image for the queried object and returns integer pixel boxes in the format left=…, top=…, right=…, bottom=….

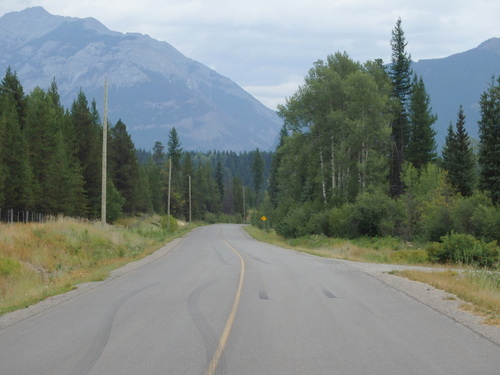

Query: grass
left=0, top=216, right=193, bottom=315
left=244, top=226, right=430, bottom=265
left=396, top=270, right=500, bottom=325
left=245, top=226, right=500, bottom=325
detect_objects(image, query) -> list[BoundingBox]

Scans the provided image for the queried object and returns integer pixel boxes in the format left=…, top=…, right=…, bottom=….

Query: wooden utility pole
left=189, top=174, right=192, bottom=225
left=242, top=186, right=246, bottom=223
left=167, top=158, right=172, bottom=230
left=101, top=78, right=108, bottom=225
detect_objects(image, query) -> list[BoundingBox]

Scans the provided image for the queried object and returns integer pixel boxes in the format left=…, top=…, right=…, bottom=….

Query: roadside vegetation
left=397, top=270, right=500, bottom=325
left=0, top=216, right=193, bottom=315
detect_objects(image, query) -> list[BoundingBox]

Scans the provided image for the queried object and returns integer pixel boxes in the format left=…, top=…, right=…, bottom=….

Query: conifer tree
left=69, top=90, right=102, bottom=216
left=180, top=152, right=195, bottom=220
left=152, top=141, right=165, bottom=166
left=24, top=87, right=59, bottom=211
left=109, top=119, right=141, bottom=214
left=0, top=67, right=27, bottom=127
left=268, top=125, right=288, bottom=207
left=0, top=97, right=34, bottom=210
left=167, top=127, right=182, bottom=170
left=0, top=69, right=34, bottom=210
left=388, top=18, right=413, bottom=196
left=252, top=148, right=264, bottom=206
left=407, top=74, right=437, bottom=169
left=478, top=76, right=500, bottom=203
left=215, top=161, right=224, bottom=200
left=442, top=106, right=476, bottom=197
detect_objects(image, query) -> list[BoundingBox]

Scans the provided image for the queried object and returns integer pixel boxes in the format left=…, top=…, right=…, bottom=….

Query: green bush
left=328, top=204, right=355, bottom=238
left=0, top=257, right=21, bottom=276
left=305, top=210, right=330, bottom=236
left=160, top=215, right=179, bottom=232
left=427, top=232, right=499, bottom=268
left=470, top=204, right=500, bottom=243
left=330, top=191, right=403, bottom=239
left=275, top=203, right=315, bottom=238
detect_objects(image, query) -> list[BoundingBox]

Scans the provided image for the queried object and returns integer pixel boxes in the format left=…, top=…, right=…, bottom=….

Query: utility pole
left=101, top=78, right=108, bottom=225
left=167, top=158, right=172, bottom=231
left=242, top=186, right=246, bottom=223
left=189, top=174, right=192, bottom=225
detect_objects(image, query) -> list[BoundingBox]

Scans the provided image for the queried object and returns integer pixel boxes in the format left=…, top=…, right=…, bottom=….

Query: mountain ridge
left=0, top=7, right=282, bottom=151
left=412, top=37, right=500, bottom=146
left=1, top=7, right=499, bottom=151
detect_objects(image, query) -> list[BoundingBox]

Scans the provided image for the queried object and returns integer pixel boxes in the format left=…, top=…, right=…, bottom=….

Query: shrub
left=160, top=215, right=179, bottom=232
left=328, top=204, right=354, bottom=238
left=336, top=191, right=403, bottom=238
left=0, top=257, right=21, bottom=276
left=427, top=232, right=499, bottom=268
left=275, top=203, right=315, bottom=238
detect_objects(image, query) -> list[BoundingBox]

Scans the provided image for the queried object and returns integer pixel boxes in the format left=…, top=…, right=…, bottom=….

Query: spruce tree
left=24, top=87, right=59, bottom=211
left=167, top=127, right=182, bottom=170
left=442, top=106, right=476, bottom=197
left=0, top=97, right=34, bottom=210
left=252, top=148, right=264, bottom=206
left=268, top=125, right=288, bottom=207
left=407, top=74, right=437, bottom=169
left=478, top=76, right=500, bottom=203
left=152, top=141, right=165, bottom=166
left=109, top=119, right=141, bottom=214
left=388, top=18, right=413, bottom=196
left=0, top=67, right=27, bottom=127
left=69, top=91, right=102, bottom=217
left=180, top=152, right=195, bottom=220
left=215, top=161, right=224, bottom=201
left=0, top=70, right=34, bottom=210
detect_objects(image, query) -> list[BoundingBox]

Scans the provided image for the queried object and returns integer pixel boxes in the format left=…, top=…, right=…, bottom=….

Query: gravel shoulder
left=346, top=260, right=500, bottom=346
left=1, top=238, right=499, bottom=347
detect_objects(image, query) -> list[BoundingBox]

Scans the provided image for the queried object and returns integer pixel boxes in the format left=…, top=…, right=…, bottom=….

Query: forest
left=255, top=20, right=500, bottom=267
left=1, top=19, right=499, bottom=268
left=0, top=66, right=271, bottom=224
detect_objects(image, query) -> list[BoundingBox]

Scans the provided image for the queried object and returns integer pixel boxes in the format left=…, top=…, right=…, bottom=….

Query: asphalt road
left=1, top=224, right=499, bottom=374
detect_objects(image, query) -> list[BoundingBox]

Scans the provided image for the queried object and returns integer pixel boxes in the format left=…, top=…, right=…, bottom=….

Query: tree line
left=0, top=67, right=270, bottom=223
left=261, top=19, right=500, bottom=247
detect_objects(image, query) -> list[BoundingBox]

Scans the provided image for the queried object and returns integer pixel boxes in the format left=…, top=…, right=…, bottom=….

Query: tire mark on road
left=69, top=281, right=162, bottom=375
left=187, top=281, right=223, bottom=373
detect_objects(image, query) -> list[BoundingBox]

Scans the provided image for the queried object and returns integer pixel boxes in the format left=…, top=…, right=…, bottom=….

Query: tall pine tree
left=478, top=76, right=500, bottom=204
left=442, top=105, right=476, bottom=197
left=407, top=74, right=437, bottom=169
left=109, top=119, right=141, bottom=214
left=388, top=18, right=413, bottom=196
left=0, top=69, right=34, bottom=210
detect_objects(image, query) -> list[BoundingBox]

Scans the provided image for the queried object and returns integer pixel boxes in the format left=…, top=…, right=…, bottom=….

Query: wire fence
left=0, top=208, right=48, bottom=224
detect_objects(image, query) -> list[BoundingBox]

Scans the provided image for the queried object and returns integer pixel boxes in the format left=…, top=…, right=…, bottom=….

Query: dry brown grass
left=0, top=216, right=188, bottom=314
left=397, top=270, right=500, bottom=325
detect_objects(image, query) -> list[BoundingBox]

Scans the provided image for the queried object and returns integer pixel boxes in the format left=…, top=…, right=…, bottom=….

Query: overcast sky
left=1, top=1, right=499, bottom=109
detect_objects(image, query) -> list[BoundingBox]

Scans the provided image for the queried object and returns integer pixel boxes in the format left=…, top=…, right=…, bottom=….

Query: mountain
left=412, top=37, right=500, bottom=148
left=0, top=7, right=282, bottom=151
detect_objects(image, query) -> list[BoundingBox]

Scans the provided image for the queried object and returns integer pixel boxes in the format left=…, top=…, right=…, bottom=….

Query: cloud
left=2, top=0, right=499, bottom=109
left=243, top=75, right=304, bottom=110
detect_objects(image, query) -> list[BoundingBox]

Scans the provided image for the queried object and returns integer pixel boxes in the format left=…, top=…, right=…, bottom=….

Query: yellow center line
left=205, top=230, right=246, bottom=375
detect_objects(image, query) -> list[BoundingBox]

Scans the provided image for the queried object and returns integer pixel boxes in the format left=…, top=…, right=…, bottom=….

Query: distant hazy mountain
left=0, top=7, right=282, bottom=151
left=412, top=37, right=500, bottom=147
left=1, top=8, right=498, bottom=152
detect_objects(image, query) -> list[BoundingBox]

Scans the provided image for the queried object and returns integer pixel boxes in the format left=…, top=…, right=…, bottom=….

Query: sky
left=1, top=1, right=499, bottom=110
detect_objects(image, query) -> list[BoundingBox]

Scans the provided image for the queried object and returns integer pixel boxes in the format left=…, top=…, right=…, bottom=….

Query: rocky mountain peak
left=0, top=7, right=282, bottom=151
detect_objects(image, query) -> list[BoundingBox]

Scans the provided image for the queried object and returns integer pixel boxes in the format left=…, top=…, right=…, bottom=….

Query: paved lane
left=0, top=224, right=499, bottom=374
